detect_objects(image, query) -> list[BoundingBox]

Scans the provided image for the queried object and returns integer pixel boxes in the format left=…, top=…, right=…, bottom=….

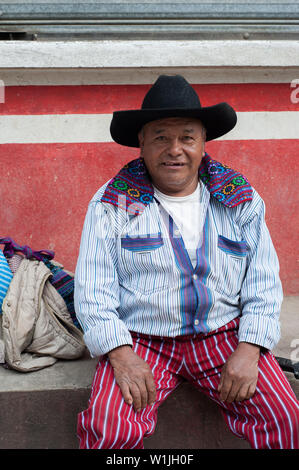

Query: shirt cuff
left=83, top=324, right=133, bottom=358
left=238, top=314, right=281, bottom=351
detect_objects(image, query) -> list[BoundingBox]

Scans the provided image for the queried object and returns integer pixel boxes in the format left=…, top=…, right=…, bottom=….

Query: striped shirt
left=153, top=182, right=202, bottom=267
left=0, top=249, right=13, bottom=312
left=74, top=157, right=283, bottom=357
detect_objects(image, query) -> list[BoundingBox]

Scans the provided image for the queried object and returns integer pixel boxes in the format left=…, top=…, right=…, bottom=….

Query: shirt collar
left=101, top=153, right=253, bottom=215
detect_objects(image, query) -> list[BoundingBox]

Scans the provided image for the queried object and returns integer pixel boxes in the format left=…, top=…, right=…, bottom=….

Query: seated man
left=74, top=74, right=299, bottom=449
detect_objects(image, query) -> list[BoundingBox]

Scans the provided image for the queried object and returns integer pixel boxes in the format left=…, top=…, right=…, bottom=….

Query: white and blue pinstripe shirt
left=74, top=159, right=282, bottom=358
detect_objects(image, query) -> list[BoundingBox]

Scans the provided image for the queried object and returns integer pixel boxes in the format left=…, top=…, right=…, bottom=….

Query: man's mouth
left=162, top=162, right=186, bottom=167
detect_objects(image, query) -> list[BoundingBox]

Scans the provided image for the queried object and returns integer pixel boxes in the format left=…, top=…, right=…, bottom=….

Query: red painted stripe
left=0, top=139, right=298, bottom=294
left=0, top=83, right=298, bottom=115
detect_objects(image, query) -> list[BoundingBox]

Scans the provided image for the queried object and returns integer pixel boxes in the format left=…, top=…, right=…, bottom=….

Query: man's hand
left=108, top=345, right=156, bottom=412
left=218, top=342, right=260, bottom=403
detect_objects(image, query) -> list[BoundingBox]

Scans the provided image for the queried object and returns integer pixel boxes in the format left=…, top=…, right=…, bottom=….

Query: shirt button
left=174, top=229, right=180, bottom=236
left=194, top=319, right=199, bottom=325
left=192, top=274, right=198, bottom=280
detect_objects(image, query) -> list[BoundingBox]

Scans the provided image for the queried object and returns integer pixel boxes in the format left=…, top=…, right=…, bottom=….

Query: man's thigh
left=183, top=319, right=299, bottom=449
left=77, top=333, right=183, bottom=449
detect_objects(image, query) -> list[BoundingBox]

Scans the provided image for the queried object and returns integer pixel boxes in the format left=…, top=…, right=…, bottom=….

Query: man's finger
left=132, top=375, right=156, bottom=411
left=145, top=375, right=157, bottom=406
left=235, top=379, right=257, bottom=402
left=218, top=375, right=233, bottom=402
left=118, top=380, right=133, bottom=406
left=247, top=381, right=257, bottom=399
left=129, top=381, right=143, bottom=411
left=137, top=379, right=149, bottom=410
left=235, top=384, right=251, bottom=402
left=224, top=382, right=240, bottom=403
left=217, top=366, right=225, bottom=394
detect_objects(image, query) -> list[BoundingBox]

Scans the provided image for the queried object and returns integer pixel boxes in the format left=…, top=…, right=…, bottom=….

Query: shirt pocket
left=218, top=235, right=248, bottom=260
left=120, top=233, right=169, bottom=294
left=121, top=233, right=164, bottom=253
left=215, top=235, right=248, bottom=297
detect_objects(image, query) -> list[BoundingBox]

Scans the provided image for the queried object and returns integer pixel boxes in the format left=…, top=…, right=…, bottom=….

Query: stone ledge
left=0, top=40, right=299, bottom=69
left=0, top=356, right=297, bottom=449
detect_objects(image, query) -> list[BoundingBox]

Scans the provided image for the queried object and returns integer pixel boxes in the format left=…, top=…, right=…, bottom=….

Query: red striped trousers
left=77, top=318, right=299, bottom=449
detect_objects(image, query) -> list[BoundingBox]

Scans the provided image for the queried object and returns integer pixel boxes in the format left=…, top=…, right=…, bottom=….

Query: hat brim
left=110, top=102, right=237, bottom=147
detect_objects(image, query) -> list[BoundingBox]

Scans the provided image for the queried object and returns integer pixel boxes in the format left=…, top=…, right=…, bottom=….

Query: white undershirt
left=153, top=182, right=202, bottom=267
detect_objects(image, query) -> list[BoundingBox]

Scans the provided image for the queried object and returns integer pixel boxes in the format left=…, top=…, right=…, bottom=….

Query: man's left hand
left=218, top=342, right=260, bottom=403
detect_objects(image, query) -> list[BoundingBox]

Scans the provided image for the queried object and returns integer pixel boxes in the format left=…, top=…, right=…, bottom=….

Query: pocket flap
left=218, top=235, right=248, bottom=257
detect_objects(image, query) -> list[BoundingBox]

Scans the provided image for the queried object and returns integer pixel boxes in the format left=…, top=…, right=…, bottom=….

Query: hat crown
left=142, top=75, right=201, bottom=110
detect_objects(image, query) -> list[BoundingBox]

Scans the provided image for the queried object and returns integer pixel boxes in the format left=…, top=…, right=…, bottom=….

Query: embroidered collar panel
left=101, top=153, right=252, bottom=215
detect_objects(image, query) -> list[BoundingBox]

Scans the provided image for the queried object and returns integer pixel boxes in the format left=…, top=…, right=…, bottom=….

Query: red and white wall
left=0, top=40, right=298, bottom=295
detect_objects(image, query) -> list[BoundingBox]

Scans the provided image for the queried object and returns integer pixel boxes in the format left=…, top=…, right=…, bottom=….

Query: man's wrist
left=237, top=341, right=261, bottom=357
left=108, top=344, right=133, bottom=359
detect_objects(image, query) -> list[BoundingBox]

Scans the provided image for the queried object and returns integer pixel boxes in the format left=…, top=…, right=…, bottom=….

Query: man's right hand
left=108, top=345, right=157, bottom=412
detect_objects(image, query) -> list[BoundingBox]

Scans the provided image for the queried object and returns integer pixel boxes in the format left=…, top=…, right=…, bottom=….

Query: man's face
left=138, top=117, right=205, bottom=197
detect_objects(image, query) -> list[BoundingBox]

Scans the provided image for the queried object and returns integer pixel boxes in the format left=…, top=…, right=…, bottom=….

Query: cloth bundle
left=0, top=237, right=80, bottom=328
left=0, top=237, right=85, bottom=372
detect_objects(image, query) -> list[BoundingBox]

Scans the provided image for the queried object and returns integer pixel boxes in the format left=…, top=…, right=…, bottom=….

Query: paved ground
left=273, top=295, right=299, bottom=361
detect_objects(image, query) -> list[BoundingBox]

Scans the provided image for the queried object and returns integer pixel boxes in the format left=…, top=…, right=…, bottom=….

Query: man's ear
left=138, top=130, right=144, bottom=149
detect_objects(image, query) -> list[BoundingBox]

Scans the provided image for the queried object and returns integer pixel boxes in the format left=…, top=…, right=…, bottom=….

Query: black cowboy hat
left=110, top=74, right=237, bottom=147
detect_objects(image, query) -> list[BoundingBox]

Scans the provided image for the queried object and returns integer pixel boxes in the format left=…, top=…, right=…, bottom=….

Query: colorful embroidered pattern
left=101, top=153, right=252, bottom=214
left=198, top=156, right=253, bottom=208
left=101, top=158, right=154, bottom=215
left=42, top=258, right=81, bottom=329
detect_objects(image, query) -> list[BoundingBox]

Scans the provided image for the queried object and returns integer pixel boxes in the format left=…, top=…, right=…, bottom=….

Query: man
left=74, top=75, right=299, bottom=449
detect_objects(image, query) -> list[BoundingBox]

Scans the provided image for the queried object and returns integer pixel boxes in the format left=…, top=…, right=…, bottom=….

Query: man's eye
left=182, top=135, right=193, bottom=141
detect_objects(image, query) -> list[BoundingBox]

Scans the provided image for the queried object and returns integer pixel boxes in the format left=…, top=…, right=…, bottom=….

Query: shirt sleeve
left=238, top=193, right=283, bottom=350
left=74, top=201, right=133, bottom=357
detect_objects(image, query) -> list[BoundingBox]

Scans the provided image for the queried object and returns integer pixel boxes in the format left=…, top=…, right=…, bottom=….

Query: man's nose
left=166, top=138, right=183, bottom=156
